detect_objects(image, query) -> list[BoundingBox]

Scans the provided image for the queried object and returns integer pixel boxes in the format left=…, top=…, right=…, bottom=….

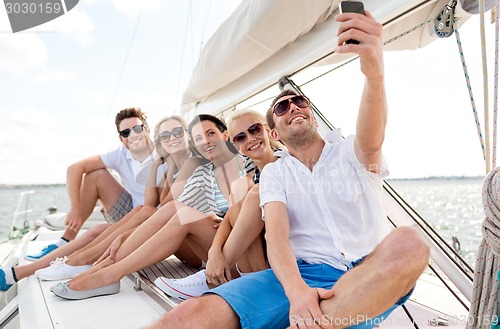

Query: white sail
left=181, top=0, right=474, bottom=116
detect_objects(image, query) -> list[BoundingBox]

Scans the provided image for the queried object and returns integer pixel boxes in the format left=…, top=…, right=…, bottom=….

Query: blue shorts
left=206, top=259, right=412, bottom=329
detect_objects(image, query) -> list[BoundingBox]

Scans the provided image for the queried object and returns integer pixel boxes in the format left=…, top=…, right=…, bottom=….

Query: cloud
left=41, top=8, right=95, bottom=45
left=0, top=34, right=77, bottom=81
left=0, top=34, right=48, bottom=75
left=82, top=0, right=163, bottom=16
left=35, top=68, right=77, bottom=82
left=5, top=107, right=60, bottom=128
left=110, top=0, right=162, bottom=17
left=0, top=107, right=114, bottom=184
left=0, top=8, right=91, bottom=78
left=0, top=108, right=62, bottom=183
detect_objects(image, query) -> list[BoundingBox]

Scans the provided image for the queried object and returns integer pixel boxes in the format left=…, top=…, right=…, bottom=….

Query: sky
left=0, top=0, right=496, bottom=184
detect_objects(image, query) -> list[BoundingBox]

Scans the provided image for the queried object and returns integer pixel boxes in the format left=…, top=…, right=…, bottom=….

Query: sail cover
left=181, top=0, right=473, bottom=115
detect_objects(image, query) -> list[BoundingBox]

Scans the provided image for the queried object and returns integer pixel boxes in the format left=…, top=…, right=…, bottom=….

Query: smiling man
left=25, top=108, right=157, bottom=261
left=149, top=10, right=429, bottom=329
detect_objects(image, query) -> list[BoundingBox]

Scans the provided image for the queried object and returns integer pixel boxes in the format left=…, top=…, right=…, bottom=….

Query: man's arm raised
left=335, top=10, right=387, bottom=173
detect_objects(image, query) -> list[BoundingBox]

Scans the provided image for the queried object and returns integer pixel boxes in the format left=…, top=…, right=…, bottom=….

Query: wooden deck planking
left=139, top=255, right=199, bottom=284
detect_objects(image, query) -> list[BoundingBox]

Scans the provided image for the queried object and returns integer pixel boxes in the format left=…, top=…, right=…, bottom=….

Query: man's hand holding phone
left=336, top=1, right=384, bottom=79
left=338, top=1, right=366, bottom=44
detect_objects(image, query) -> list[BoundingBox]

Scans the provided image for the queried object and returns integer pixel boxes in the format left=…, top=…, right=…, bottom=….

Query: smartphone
left=339, top=1, right=366, bottom=44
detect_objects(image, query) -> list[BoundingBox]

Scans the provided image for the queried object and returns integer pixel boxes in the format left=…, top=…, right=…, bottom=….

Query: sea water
left=0, top=186, right=70, bottom=240
left=0, top=178, right=485, bottom=267
left=388, top=178, right=483, bottom=267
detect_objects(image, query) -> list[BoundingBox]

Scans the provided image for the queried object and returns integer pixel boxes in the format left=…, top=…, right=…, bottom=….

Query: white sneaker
left=35, top=257, right=92, bottom=281
left=154, top=269, right=208, bottom=300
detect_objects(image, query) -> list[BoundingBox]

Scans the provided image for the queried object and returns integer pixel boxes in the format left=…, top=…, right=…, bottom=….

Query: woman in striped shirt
left=52, top=114, right=256, bottom=300
left=154, top=109, right=281, bottom=300
left=7, top=114, right=201, bottom=284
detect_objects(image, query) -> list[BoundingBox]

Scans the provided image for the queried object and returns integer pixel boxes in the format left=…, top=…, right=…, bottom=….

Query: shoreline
left=1, top=176, right=484, bottom=188
left=387, top=176, right=483, bottom=182
left=0, top=184, right=66, bottom=189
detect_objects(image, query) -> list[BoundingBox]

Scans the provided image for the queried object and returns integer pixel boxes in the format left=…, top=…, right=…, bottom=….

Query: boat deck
left=0, top=226, right=469, bottom=328
left=138, top=256, right=199, bottom=284
left=5, top=227, right=198, bottom=329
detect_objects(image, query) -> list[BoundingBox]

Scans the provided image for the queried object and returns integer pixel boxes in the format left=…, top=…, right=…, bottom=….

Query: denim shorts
left=206, top=259, right=412, bottom=329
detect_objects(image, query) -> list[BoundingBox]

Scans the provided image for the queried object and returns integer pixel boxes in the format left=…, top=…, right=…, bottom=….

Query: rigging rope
left=480, top=0, right=492, bottom=173
left=173, top=0, right=193, bottom=114
left=467, top=167, right=500, bottom=329
left=246, top=4, right=500, bottom=326
left=198, top=0, right=213, bottom=54
left=457, top=3, right=500, bottom=327
left=455, top=26, right=489, bottom=166
left=238, top=10, right=479, bottom=318
left=493, top=1, right=499, bottom=168
left=98, top=7, right=144, bottom=142
left=383, top=18, right=432, bottom=45
left=299, top=19, right=434, bottom=88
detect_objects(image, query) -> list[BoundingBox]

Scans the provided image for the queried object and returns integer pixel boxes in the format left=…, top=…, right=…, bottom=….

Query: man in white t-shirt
left=26, top=107, right=157, bottom=261
left=149, top=10, right=429, bottom=329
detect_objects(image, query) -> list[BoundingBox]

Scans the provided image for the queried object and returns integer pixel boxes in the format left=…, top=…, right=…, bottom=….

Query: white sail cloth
left=181, top=0, right=473, bottom=115
left=181, top=0, right=337, bottom=113
left=468, top=167, right=500, bottom=328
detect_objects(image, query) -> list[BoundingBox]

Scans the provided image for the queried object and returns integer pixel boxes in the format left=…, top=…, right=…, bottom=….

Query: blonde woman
left=13, top=115, right=201, bottom=283
left=52, top=114, right=255, bottom=299
left=155, top=109, right=282, bottom=299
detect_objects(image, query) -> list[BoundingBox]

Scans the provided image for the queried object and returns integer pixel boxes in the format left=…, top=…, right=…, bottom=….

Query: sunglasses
left=119, top=124, right=144, bottom=138
left=272, top=95, right=310, bottom=116
left=232, top=122, right=264, bottom=145
left=159, top=127, right=185, bottom=143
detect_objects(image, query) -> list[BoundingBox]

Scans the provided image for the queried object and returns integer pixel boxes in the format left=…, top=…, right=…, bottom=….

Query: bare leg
left=318, top=227, right=429, bottom=328
left=13, top=223, right=110, bottom=280
left=66, top=206, right=142, bottom=257
left=148, top=295, right=240, bottom=329
left=69, top=200, right=183, bottom=277
left=67, top=204, right=216, bottom=291
left=65, top=205, right=157, bottom=266
left=63, top=169, right=124, bottom=241
left=104, top=200, right=188, bottom=261
left=174, top=241, right=202, bottom=268
left=15, top=205, right=145, bottom=280
left=224, top=185, right=266, bottom=273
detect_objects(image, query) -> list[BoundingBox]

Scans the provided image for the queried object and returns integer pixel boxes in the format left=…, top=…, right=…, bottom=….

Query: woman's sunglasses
left=272, top=95, right=310, bottom=116
left=159, top=127, right=185, bottom=143
left=119, top=124, right=144, bottom=138
left=232, top=123, right=264, bottom=145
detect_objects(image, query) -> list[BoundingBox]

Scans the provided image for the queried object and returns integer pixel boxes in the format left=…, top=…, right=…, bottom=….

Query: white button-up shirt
left=259, top=130, right=389, bottom=270
left=100, top=145, right=166, bottom=207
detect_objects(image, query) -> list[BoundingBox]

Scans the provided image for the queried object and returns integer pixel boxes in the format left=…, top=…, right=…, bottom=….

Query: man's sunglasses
left=272, top=95, right=310, bottom=116
left=119, top=124, right=145, bottom=138
left=232, top=122, right=264, bottom=145
left=159, top=127, right=185, bottom=143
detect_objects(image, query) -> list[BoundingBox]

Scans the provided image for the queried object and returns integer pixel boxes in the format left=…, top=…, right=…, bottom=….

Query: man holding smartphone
left=148, top=6, right=429, bottom=329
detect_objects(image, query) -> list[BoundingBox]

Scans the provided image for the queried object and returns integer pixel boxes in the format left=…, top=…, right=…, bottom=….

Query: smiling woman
left=0, top=0, right=495, bottom=328
left=47, top=114, right=256, bottom=301
left=153, top=109, right=280, bottom=300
